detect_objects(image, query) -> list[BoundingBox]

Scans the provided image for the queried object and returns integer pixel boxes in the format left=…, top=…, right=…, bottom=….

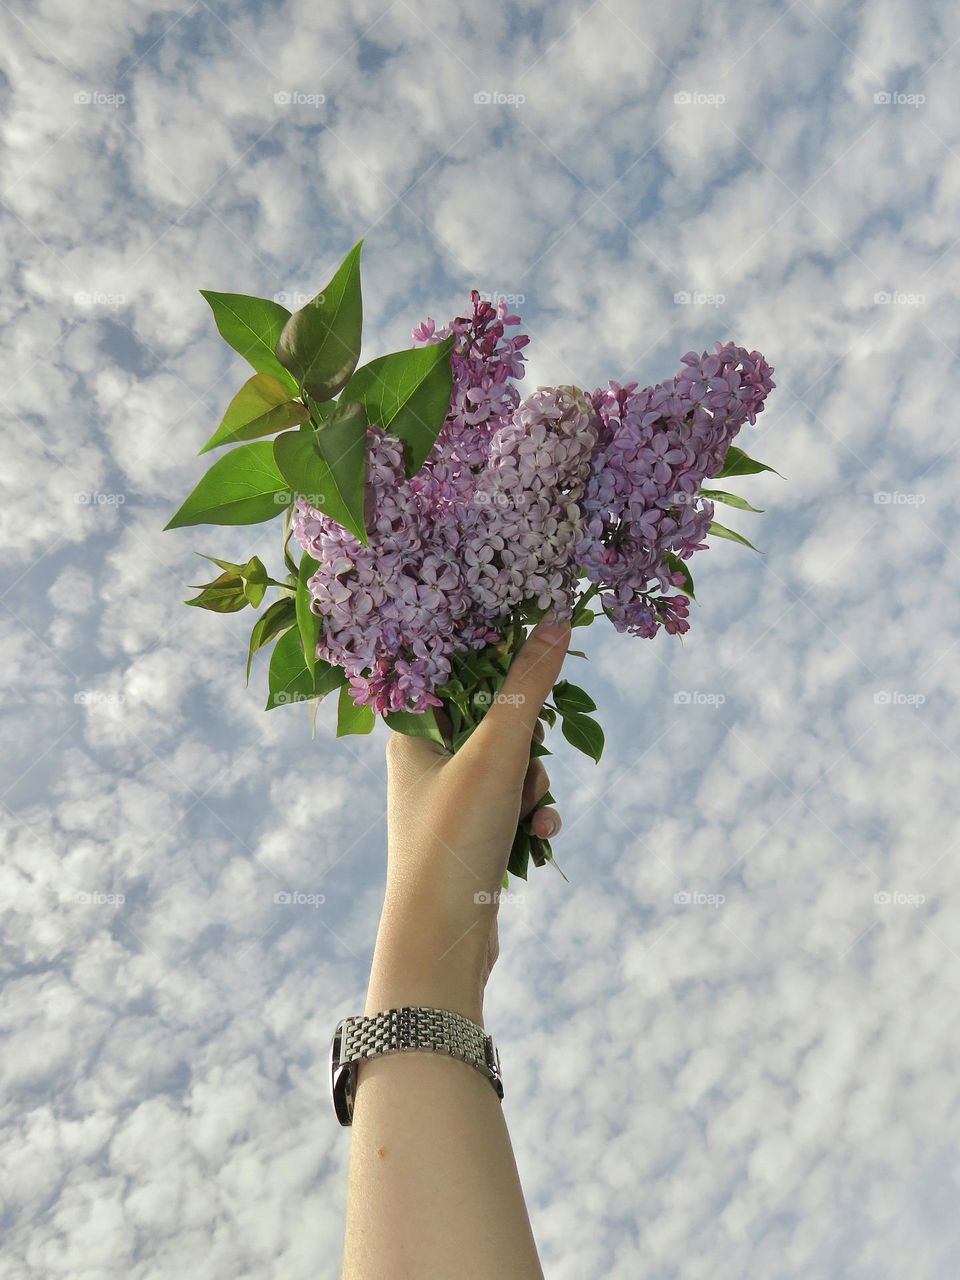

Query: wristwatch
left=330, top=1006, right=504, bottom=1126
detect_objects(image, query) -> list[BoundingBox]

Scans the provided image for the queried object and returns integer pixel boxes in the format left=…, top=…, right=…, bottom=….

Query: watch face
left=330, top=1021, right=354, bottom=1126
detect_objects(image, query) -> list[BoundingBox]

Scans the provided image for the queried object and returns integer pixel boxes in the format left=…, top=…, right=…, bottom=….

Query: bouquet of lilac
left=166, top=241, right=776, bottom=880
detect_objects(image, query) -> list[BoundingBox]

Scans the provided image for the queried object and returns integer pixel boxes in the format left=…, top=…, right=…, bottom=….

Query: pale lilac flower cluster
left=292, top=296, right=602, bottom=714
left=576, top=342, right=776, bottom=638
left=291, top=292, right=775, bottom=713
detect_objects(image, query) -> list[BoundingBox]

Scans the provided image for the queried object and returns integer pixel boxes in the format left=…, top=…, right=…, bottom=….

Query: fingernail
left=532, top=610, right=571, bottom=644
left=541, top=815, right=560, bottom=836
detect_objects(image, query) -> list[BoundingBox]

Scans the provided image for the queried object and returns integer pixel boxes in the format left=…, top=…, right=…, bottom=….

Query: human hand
left=365, top=614, right=572, bottom=1024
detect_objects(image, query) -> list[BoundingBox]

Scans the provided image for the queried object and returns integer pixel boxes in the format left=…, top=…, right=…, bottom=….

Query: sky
left=2, top=0, right=959, bottom=1276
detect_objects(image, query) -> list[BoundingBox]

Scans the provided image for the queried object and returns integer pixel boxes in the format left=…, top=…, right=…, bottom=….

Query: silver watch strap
left=335, top=1006, right=503, bottom=1120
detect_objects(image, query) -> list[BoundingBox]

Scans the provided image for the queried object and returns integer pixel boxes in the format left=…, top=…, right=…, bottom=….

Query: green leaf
left=507, top=824, right=530, bottom=880
left=383, top=707, right=447, bottom=746
left=199, top=291, right=299, bottom=392
left=663, top=551, right=696, bottom=601
left=296, top=551, right=320, bottom=678
left=572, top=609, right=595, bottom=628
left=337, top=683, right=375, bottom=736
left=560, top=712, right=604, bottom=761
left=707, top=520, right=760, bottom=552
left=538, top=705, right=557, bottom=729
left=308, top=399, right=369, bottom=545
left=273, top=418, right=369, bottom=547
left=199, top=373, right=309, bottom=453
left=266, top=627, right=344, bottom=709
left=699, top=487, right=764, bottom=513
left=246, top=597, right=295, bottom=683
left=529, top=740, right=551, bottom=758
left=552, top=679, right=597, bottom=715
left=529, top=834, right=551, bottom=868
left=714, top=444, right=783, bottom=480
left=275, top=241, right=363, bottom=400
left=342, top=335, right=455, bottom=476
left=164, top=442, right=288, bottom=529
left=184, top=570, right=250, bottom=613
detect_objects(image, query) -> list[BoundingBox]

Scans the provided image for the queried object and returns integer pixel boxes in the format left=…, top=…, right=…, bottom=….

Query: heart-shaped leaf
left=199, top=374, right=309, bottom=453
left=275, top=241, right=363, bottom=400
left=342, top=335, right=455, bottom=475
left=273, top=410, right=369, bottom=547
left=199, top=291, right=299, bottom=392
left=164, top=442, right=288, bottom=529
left=552, top=680, right=597, bottom=715
left=560, top=711, right=604, bottom=761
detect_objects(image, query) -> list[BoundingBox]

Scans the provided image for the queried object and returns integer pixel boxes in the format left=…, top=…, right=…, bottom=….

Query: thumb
left=467, top=613, right=572, bottom=771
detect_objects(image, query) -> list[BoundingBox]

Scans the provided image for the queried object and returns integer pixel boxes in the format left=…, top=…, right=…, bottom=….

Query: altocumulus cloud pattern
left=1, top=2, right=959, bottom=1277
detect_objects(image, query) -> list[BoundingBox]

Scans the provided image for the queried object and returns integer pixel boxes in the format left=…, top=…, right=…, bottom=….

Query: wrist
left=365, top=900, right=488, bottom=1026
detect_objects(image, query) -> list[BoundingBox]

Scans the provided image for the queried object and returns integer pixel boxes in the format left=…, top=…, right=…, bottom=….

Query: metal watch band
left=330, top=1006, right=504, bottom=1126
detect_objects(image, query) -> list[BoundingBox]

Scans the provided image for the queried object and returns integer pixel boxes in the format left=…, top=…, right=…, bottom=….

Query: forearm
left=341, top=908, right=544, bottom=1280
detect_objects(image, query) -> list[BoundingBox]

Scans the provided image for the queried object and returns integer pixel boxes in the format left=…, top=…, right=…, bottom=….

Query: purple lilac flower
left=576, top=341, right=775, bottom=638
left=291, top=291, right=774, bottom=712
